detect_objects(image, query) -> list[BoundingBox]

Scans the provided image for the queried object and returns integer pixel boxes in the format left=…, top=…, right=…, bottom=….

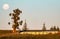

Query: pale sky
left=0, top=0, right=60, bottom=30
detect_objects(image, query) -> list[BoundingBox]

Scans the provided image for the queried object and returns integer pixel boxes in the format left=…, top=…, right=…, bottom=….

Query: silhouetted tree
left=42, top=23, right=46, bottom=31
left=53, top=26, right=56, bottom=31
left=8, top=8, right=23, bottom=32
left=22, top=20, right=27, bottom=31
left=50, top=27, right=54, bottom=31
left=56, top=26, right=59, bottom=31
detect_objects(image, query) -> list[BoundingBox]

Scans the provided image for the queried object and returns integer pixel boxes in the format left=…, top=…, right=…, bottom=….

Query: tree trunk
left=13, top=28, right=16, bottom=33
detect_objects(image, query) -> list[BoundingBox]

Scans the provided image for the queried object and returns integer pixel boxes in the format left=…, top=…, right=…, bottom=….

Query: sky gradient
left=0, top=0, right=60, bottom=30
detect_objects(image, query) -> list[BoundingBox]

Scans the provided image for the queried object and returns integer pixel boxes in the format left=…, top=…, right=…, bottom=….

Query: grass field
left=0, top=30, right=60, bottom=39
left=0, top=30, right=12, bottom=35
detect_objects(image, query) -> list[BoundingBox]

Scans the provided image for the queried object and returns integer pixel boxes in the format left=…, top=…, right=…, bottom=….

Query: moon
left=3, top=4, right=9, bottom=10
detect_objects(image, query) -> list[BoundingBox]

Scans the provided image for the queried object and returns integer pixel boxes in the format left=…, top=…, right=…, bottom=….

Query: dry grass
left=0, top=30, right=60, bottom=39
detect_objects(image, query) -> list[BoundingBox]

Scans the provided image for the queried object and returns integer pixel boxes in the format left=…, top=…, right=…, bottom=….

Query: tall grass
left=0, top=33, right=60, bottom=39
left=0, top=30, right=60, bottom=39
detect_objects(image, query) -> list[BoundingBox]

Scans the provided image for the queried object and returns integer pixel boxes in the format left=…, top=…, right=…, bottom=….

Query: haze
left=0, top=0, right=60, bottom=30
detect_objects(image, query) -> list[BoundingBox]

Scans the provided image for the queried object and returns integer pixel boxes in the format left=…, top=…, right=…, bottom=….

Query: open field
left=0, top=30, right=12, bottom=35
left=0, top=30, right=60, bottom=39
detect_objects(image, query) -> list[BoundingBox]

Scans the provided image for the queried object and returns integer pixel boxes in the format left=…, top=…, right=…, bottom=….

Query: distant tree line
left=22, top=22, right=60, bottom=31
left=42, top=23, right=59, bottom=31
left=50, top=26, right=59, bottom=31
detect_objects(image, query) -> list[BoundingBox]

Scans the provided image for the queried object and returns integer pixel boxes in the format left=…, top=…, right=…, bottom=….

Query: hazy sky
left=0, top=0, right=60, bottom=30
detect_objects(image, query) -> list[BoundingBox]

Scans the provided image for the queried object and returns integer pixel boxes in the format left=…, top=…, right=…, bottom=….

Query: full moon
left=3, top=4, right=9, bottom=10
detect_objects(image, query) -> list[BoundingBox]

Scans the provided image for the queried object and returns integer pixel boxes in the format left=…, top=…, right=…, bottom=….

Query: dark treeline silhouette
left=50, top=26, right=59, bottom=31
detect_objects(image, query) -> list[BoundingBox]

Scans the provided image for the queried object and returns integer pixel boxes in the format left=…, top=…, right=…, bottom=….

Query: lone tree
left=8, top=8, right=23, bottom=32
left=22, top=20, right=27, bottom=31
left=42, top=23, right=46, bottom=31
